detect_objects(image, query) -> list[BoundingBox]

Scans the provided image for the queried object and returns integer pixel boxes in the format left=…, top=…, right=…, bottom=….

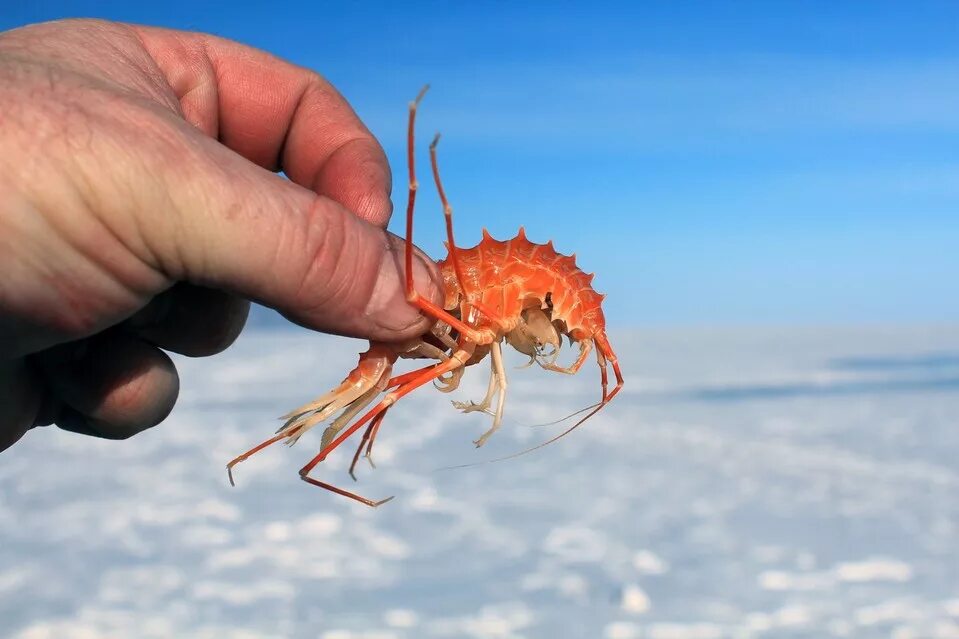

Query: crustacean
left=227, top=87, right=623, bottom=506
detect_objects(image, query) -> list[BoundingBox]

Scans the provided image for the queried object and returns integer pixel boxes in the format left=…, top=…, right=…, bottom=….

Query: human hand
left=0, top=19, right=441, bottom=451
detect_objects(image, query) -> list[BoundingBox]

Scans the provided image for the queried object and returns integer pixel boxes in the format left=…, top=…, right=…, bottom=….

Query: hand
left=0, top=19, right=442, bottom=451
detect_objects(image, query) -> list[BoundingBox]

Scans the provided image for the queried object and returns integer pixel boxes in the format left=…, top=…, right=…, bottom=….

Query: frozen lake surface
left=2, top=325, right=958, bottom=638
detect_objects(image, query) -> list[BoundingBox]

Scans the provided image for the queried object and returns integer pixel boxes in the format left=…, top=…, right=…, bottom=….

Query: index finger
left=133, top=25, right=392, bottom=227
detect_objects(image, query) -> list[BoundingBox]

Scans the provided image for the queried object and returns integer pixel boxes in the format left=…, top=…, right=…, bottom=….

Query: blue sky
left=4, top=2, right=957, bottom=326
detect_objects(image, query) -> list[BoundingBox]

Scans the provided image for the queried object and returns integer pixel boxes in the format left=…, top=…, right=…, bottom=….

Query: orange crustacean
left=227, top=87, right=623, bottom=507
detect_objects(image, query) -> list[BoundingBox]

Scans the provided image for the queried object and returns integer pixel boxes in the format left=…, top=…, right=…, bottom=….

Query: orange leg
left=226, top=432, right=288, bottom=487
left=387, top=362, right=440, bottom=388
left=346, top=358, right=446, bottom=479
left=298, top=344, right=475, bottom=507
left=608, top=357, right=624, bottom=402
left=428, top=133, right=504, bottom=328
left=526, top=352, right=622, bottom=453
left=403, top=85, right=433, bottom=320
left=229, top=391, right=383, bottom=489
left=428, top=133, right=469, bottom=304
left=349, top=407, right=389, bottom=480
left=363, top=408, right=388, bottom=459
left=501, top=333, right=623, bottom=460
left=595, top=331, right=624, bottom=403
left=596, top=346, right=609, bottom=401
left=403, top=87, right=502, bottom=341
left=226, top=345, right=395, bottom=485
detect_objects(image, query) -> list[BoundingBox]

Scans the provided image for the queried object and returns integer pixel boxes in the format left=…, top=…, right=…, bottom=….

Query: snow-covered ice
left=2, top=324, right=958, bottom=638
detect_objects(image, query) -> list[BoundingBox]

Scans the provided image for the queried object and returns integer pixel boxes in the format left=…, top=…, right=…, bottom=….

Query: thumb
left=94, top=107, right=442, bottom=341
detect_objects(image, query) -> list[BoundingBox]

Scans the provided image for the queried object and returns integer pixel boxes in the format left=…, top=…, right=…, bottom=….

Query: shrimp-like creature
left=227, top=87, right=623, bottom=507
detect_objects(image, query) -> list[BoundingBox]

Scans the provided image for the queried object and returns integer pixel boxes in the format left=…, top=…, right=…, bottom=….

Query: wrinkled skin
left=0, top=19, right=443, bottom=451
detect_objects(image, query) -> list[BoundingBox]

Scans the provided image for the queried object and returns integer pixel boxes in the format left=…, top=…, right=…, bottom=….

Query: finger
left=37, top=331, right=179, bottom=440
left=125, top=283, right=250, bottom=357
left=132, top=25, right=393, bottom=227
left=67, top=96, right=441, bottom=341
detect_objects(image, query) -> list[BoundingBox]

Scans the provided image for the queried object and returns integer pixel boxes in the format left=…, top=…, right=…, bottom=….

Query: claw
left=434, top=366, right=464, bottom=393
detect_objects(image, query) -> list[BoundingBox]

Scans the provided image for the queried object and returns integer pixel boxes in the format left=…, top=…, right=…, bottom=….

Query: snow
left=2, top=324, right=958, bottom=638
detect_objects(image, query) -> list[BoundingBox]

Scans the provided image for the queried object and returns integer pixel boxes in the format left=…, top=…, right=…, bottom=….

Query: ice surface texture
left=2, top=325, right=958, bottom=638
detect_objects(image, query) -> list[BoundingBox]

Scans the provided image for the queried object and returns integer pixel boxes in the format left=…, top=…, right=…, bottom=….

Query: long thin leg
left=349, top=357, right=452, bottom=478
left=298, top=344, right=476, bottom=507
left=362, top=408, right=389, bottom=464
left=403, top=88, right=499, bottom=344
left=429, top=134, right=503, bottom=327
left=404, top=84, right=429, bottom=305
left=388, top=363, right=440, bottom=388
left=227, top=345, right=394, bottom=484
left=595, top=331, right=624, bottom=403
left=429, top=133, right=469, bottom=304
left=596, top=345, right=609, bottom=401
left=349, top=407, right=389, bottom=479
left=473, top=340, right=509, bottom=447
left=346, top=335, right=456, bottom=480
left=449, top=339, right=511, bottom=446
left=531, top=336, right=624, bottom=448
left=226, top=432, right=288, bottom=487
left=337, top=344, right=449, bottom=477
left=389, top=360, right=463, bottom=394
left=305, top=346, right=471, bottom=471
left=465, top=336, right=623, bottom=465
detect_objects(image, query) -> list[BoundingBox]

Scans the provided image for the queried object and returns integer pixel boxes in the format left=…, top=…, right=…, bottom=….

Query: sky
left=3, top=2, right=958, bottom=326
